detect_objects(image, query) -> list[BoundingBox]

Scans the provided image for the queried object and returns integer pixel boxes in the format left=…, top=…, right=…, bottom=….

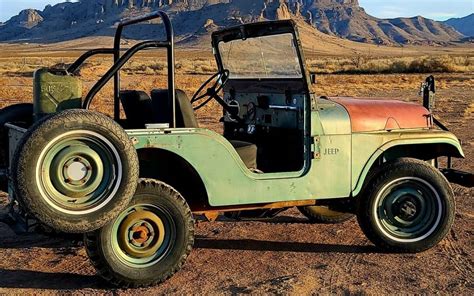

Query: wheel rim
left=373, top=177, right=442, bottom=243
left=36, top=130, right=122, bottom=215
left=112, top=204, right=175, bottom=268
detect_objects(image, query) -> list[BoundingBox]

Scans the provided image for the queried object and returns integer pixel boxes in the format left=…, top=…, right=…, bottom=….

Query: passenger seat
left=120, top=89, right=258, bottom=169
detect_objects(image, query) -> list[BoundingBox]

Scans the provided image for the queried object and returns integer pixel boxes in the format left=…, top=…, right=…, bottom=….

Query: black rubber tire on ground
left=85, top=179, right=195, bottom=288
left=298, top=205, right=354, bottom=224
left=12, top=109, right=139, bottom=233
left=0, top=103, right=33, bottom=191
left=357, top=158, right=455, bottom=253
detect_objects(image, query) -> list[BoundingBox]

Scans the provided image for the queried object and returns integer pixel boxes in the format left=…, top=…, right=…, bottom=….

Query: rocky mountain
left=445, top=13, right=474, bottom=37
left=297, top=0, right=463, bottom=44
left=0, top=0, right=465, bottom=45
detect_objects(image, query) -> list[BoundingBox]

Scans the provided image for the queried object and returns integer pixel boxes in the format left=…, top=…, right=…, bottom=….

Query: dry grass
left=1, top=51, right=473, bottom=126
left=307, top=55, right=474, bottom=74
left=2, top=53, right=474, bottom=79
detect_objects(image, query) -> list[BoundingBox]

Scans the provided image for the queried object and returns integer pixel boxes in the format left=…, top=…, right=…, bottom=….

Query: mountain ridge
left=445, top=13, right=474, bottom=37
left=0, top=0, right=465, bottom=46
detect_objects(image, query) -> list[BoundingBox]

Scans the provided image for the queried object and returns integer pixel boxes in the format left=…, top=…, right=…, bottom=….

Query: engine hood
left=330, top=97, right=432, bottom=132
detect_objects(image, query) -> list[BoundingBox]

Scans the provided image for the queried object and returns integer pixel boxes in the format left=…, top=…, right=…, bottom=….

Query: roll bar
left=68, top=11, right=176, bottom=127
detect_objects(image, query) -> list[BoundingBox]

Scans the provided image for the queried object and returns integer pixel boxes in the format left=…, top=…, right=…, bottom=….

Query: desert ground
left=0, top=45, right=473, bottom=295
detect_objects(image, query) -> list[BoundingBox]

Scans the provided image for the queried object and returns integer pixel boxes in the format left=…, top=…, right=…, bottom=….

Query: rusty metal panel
left=331, top=97, right=432, bottom=132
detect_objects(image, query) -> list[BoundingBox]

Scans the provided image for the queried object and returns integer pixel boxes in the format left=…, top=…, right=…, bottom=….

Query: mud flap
left=440, top=169, right=474, bottom=188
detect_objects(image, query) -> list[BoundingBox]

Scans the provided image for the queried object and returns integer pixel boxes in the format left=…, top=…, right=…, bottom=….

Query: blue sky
left=0, top=0, right=473, bottom=22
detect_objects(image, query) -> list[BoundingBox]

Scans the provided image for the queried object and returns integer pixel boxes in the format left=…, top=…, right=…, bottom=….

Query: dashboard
left=222, top=80, right=306, bottom=131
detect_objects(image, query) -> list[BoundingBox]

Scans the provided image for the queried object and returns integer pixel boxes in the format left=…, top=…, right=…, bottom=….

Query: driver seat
left=150, top=89, right=258, bottom=169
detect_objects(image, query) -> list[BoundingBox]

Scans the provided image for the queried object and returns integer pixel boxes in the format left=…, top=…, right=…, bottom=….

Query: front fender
left=352, top=130, right=464, bottom=196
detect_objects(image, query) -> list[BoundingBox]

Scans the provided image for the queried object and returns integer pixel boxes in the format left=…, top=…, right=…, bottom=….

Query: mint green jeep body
left=0, top=11, right=471, bottom=288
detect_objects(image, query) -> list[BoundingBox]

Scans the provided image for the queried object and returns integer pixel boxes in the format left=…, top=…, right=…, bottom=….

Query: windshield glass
left=218, top=33, right=303, bottom=79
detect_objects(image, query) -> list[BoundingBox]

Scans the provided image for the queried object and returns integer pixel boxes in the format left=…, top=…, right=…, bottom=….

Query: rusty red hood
left=330, top=97, right=432, bottom=132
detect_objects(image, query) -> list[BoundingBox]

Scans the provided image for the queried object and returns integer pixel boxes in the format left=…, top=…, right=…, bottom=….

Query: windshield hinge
left=311, top=137, right=321, bottom=159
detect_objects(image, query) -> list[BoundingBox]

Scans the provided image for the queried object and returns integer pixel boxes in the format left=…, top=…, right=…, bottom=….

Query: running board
left=440, top=169, right=474, bottom=188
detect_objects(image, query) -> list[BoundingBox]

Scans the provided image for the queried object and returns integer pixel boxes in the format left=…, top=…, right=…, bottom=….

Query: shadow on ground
left=0, top=269, right=101, bottom=290
left=194, top=237, right=379, bottom=254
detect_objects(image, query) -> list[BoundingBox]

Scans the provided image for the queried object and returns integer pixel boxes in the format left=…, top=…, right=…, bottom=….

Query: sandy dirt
left=0, top=71, right=472, bottom=295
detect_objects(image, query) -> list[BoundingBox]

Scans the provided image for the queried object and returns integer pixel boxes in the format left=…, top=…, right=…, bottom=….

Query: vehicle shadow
left=0, top=232, right=82, bottom=249
left=0, top=269, right=102, bottom=290
left=194, top=237, right=380, bottom=254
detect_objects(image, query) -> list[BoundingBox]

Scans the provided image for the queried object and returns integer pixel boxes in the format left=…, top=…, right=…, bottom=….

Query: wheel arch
left=136, top=148, right=209, bottom=211
left=352, top=139, right=464, bottom=197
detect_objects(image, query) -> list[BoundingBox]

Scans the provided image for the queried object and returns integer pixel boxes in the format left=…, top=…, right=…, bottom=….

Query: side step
left=440, top=169, right=474, bottom=188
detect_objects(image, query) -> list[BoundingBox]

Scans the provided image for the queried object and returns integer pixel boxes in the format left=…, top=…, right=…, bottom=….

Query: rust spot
left=131, top=137, right=139, bottom=145
left=331, top=97, right=430, bottom=132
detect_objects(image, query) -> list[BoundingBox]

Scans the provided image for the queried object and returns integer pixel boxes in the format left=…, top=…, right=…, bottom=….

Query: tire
left=12, top=109, right=139, bottom=233
left=0, top=103, right=33, bottom=191
left=85, top=179, right=195, bottom=288
left=357, top=158, right=455, bottom=253
left=298, top=205, right=354, bottom=224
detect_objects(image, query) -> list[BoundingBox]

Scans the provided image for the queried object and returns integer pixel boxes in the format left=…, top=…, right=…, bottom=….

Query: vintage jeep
left=0, top=11, right=472, bottom=288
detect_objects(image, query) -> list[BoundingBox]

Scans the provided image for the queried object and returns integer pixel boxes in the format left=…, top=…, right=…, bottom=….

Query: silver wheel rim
left=373, top=177, right=442, bottom=243
left=35, top=130, right=123, bottom=215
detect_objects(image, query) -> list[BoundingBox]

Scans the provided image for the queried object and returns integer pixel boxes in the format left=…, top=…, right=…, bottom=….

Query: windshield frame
left=211, top=20, right=308, bottom=82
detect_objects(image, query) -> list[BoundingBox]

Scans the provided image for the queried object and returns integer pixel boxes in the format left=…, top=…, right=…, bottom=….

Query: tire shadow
left=195, top=237, right=380, bottom=254
left=0, top=269, right=102, bottom=290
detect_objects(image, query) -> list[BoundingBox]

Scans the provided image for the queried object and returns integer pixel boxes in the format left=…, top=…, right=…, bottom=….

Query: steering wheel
left=191, top=70, right=244, bottom=123
left=191, top=69, right=230, bottom=111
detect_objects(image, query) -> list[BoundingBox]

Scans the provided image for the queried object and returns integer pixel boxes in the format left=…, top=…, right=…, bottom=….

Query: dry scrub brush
left=307, top=55, right=474, bottom=74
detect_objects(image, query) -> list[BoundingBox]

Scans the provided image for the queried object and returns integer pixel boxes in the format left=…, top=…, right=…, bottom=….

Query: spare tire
left=12, top=109, right=139, bottom=233
left=0, top=103, right=33, bottom=191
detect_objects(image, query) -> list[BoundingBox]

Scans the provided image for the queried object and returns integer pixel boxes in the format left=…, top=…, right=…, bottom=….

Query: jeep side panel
left=127, top=128, right=352, bottom=206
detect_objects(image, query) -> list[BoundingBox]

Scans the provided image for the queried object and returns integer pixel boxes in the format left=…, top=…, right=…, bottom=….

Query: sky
left=0, top=0, right=473, bottom=22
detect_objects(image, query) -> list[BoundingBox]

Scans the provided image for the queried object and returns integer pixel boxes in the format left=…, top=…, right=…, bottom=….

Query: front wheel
left=85, top=179, right=195, bottom=288
left=357, top=158, right=455, bottom=253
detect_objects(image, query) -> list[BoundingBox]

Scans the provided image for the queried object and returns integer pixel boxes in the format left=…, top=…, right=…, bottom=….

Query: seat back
left=120, top=90, right=155, bottom=129
left=151, top=89, right=198, bottom=128
left=120, top=89, right=197, bottom=129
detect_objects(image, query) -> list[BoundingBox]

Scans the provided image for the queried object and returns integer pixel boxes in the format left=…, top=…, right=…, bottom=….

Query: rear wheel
left=357, top=158, right=455, bottom=253
left=0, top=103, right=33, bottom=191
left=12, top=109, right=139, bottom=233
left=85, top=179, right=194, bottom=288
left=298, top=205, right=354, bottom=224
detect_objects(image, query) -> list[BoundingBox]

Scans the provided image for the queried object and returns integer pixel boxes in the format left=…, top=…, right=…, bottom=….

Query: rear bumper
left=440, top=169, right=474, bottom=188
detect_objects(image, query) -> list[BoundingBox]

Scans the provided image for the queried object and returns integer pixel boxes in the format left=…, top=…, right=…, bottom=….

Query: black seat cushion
left=120, top=90, right=155, bottom=129
left=124, top=89, right=257, bottom=169
left=150, top=89, right=199, bottom=128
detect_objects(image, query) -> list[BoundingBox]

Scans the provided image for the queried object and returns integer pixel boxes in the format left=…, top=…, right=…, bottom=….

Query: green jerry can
left=33, top=68, right=82, bottom=120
